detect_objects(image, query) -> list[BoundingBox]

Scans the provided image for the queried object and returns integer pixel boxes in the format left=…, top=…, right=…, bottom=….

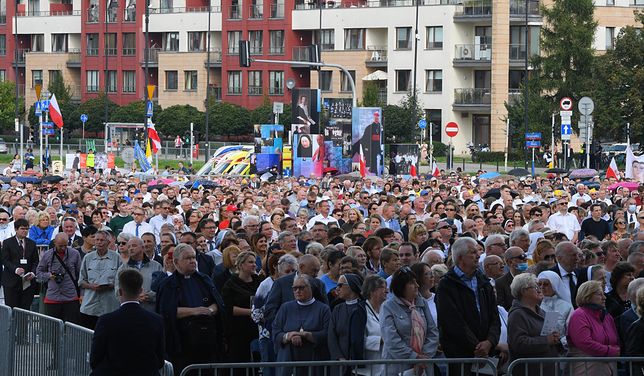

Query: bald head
left=483, top=255, right=504, bottom=279
left=54, top=233, right=69, bottom=252
left=298, top=254, right=321, bottom=278
left=127, top=237, right=144, bottom=261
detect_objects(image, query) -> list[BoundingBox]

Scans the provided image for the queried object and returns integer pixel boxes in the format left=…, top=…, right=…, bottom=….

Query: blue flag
left=134, top=140, right=152, bottom=172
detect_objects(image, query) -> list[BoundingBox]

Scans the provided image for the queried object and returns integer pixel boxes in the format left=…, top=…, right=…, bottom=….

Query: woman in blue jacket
left=28, top=212, right=55, bottom=246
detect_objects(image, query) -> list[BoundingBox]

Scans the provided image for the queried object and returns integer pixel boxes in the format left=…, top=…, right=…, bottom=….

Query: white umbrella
left=362, top=70, right=388, bottom=81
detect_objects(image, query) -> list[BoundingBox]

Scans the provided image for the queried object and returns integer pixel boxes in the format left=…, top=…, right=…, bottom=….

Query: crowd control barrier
left=507, top=356, right=644, bottom=376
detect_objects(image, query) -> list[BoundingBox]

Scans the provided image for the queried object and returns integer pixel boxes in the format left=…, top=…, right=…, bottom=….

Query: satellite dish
left=122, top=147, right=135, bottom=164
left=286, top=78, right=296, bottom=90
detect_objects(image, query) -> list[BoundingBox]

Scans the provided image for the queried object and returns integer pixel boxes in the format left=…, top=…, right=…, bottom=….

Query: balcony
left=67, top=49, right=81, bottom=68
left=228, top=5, right=241, bottom=19
left=248, top=86, right=263, bottom=95
left=140, top=48, right=160, bottom=67
left=295, top=0, right=458, bottom=9
left=453, top=44, right=491, bottom=67
left=13, top=49, right=29, bottom=67
left=509, top=0, right=541, bottom=22
left=453, top=88, right=491, bottom=112
left=150, top=6, right=221, bottom=13
left=249, top=4, right=263, bottom=18
left=205, top=49, right=223, bottom=67
left=365, top=45, right=387, bottom=67
left=508, top=89, right=521, bottom=105
left=269, top=3, right=284, bottom=18
left=207, top=85, right=222, bottom=101
left=86, top=47, right=99, bottom=56
left=454, top=0, right=491, bottom=21
left=17, top=9, right=80, bottom=16
left=105, top=48, right=118, bottom=56
left=292, top=46, right=312, bottom=65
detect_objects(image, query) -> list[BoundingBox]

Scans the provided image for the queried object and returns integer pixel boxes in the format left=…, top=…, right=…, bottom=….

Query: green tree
left=207, top=101, right=251, bottom=136
left=0, top=81, right=25, bottom=133
left=47, top=73, right=72, bottom=104
left=361, top=81, right=382, bottom=107
left=111, top=100, right=163, bottom=124
left=382, top=91, right=423, bottom=143
left=156, top=104, right=204, bottom=138
left=69, top=95, right=119, bottom=133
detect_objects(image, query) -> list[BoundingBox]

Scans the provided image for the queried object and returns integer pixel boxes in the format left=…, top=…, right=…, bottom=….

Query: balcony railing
left=269, top=46, right=284, bottom=55
left=248, top=86, right=263, bottom=95
left=249, top=4, right=263, bottom=18
left=67, top=49, right=81, bottom=65
left=106, top=7, right=118, bottom=22
left=207, top=49, right=223, bottom=63
left=454, top=0, right=491, bottom=16
left=509, top=44, right=534, bottom=60
left=292, top=46, right=311, bottom=62
left=86, top=47, right=99, bottom=56
left=150, top=6, right=221, bottom=13
left=14, top=49, right=29, bottom=64
left=454, top=88, right=491, bottom=105
left=269, top=3, right=284, bottom=17
left=366, top=45, right=387, bottom=62
left=142, top=48, right=160, bottom=63
left=105, top=48, right=118, bottom=55
left=508, top=89, right=521, bottom=105
left=509, top=0, right=540, bottom=15
left=454, top=44, right=491, bottom=61
left=228, top=5, right=241, bottom=19
left=295, top=0, right=459, bottom=9
left=87, top=85, right=100, bottom=93
left=123, top=47, right=136, bottom=56
left=228, top=86, right=242, bottom=95
left=17, top=9, right=80, bottom=16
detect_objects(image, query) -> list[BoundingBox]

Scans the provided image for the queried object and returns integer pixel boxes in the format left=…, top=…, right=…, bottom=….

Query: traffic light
left=239, top=40, right=251, bottom=67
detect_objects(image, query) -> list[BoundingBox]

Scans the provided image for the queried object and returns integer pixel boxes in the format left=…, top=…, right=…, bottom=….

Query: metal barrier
left=180, top=358, right=498, bottom=376
left=62, top=322, right=93, bottom=376
left=507, top=356, right=644, bottom=376
left=162, top=360, right=175, bottom=376
left=0, top=305, right=12, bottom=376
left=11, top=307, right=64, bottom=376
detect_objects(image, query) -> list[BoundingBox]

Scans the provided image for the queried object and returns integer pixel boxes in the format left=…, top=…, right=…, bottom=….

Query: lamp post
left=204, top=0, right=212, bottom=161
left=523, top=0, right=529, bottom=169
left=144, top=0, right=150, bottom=145
left=14, top=0, right=21, bottom=171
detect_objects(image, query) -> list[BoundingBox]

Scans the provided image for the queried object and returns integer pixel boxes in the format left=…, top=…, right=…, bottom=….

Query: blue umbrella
left=15, top=176, right=42, bottom=184
left=479, top=172, right=501, bottom=179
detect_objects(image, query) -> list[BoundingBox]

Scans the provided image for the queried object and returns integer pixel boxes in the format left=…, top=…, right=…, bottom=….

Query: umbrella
left=483, top=188, right=519, bottom=199
left=0, top=176, right=11, bottom=183
left=15, top=176, right=42, bottom=184
left=337, top=172, right=363, bottom=182
left=186, top=180, right=219, bottom=189
left=608, top=181, right=641, bottom=190
left=569, top=168, right=598, bottom=179
left=580, top=181, right=600, bottom=189
left=149, top=178, right=175, bottom=186
left=507, top=168, right=530, bottom=177
left=169, top=180, right=186, bottom=187
left=545, top=168, right=569, bottom=174
left=42, top=175, right=64, bottom=183
left=148, top=184, right=166, bottom=191
left=479, top=172, right=501, bottom=179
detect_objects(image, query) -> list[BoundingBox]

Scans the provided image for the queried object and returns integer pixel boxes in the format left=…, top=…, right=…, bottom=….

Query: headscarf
left=343, top=273, right=364, bottom=299
left=538, top=270, right=571, bottom=302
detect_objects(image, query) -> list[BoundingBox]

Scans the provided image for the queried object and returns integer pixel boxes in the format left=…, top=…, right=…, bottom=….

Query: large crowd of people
left=0, top=168, right=643, bottom=375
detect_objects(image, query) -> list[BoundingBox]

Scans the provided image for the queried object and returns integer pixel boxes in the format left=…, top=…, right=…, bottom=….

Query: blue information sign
left=146, top=101, right=153, bottom=117
left=418, top=119, right=427, bottom=130
left=80, top=114, right=88, bottom=123
left=526, top=140, right=541, bottom=148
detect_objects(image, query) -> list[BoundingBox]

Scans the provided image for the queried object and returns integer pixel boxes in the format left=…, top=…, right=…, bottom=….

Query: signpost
left=578, top=96, right=594, bottom=168
left=525, top=132, right=541, bottom=176
left=273, top=101, right=283, bottom=125
left=559, top=98, right=573, bottom=170
left=80, top=114, right=88, bottom=149
left=445, top=121, right=459, bottom=170
left=418, top=118, right=427, bottom=170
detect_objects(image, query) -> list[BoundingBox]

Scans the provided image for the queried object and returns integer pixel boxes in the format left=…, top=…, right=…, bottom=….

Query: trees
left=156, top=104, right=204, bottom=138
left=0, top=81, right=24, bottom=133
left=207, top=101, right=251, bottom=136
left=382, top=91, right=423, bottom=143
left=70, top=95, right=119, bottom=132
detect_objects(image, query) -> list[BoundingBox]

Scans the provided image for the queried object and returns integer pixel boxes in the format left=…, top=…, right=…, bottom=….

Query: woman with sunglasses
left=610, top=218, right=629, bottom=241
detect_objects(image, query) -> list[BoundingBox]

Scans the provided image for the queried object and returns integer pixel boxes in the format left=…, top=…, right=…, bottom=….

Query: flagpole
left=60, top=128, right=63, bottom=163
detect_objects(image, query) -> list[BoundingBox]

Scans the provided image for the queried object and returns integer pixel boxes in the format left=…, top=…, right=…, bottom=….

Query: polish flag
left=147, top=121, right=162, bottom=154
left=359, top=144, right=367, bottom=178
left=606, top=157, right=619, bottom=179
left=48, top=94, right=63, bottom=129
left=431, top=160, right=440, bottom=177
left=410, top=163, right=417, bottom=177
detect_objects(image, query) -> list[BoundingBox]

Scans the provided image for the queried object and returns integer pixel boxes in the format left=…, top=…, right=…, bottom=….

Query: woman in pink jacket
left=567, top=280, right=620, bottom=376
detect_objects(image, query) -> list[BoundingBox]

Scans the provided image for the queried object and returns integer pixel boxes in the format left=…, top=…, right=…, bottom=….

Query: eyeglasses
left=66, top=209, right=79, bottom=214
left=615, top=221, right=625, bottom=225
left=526, top=285, right=542, bottom=291
left=445, top=208, right=456, bottom=212
left=559, top=202, right=569, bottom=205
left=292, top=285, right=307, bottom=291
left=133, top=212, right=145, bottom=216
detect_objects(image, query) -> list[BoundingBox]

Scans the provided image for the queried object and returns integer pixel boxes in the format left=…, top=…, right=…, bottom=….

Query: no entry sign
left=445, top=122, right=459, bottom=137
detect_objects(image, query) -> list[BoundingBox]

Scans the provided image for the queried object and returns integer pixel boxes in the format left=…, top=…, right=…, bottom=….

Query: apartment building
left=1, top=0, right=640, bottom=150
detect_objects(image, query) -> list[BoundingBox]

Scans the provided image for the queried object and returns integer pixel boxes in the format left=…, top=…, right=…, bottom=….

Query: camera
left=52, top=272, right=65, bottom=284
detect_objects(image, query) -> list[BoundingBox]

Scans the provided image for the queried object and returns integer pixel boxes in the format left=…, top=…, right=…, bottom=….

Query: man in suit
left=264, top=254, right=328, bottom=324
left=617, top=278, right=644, bottom=354
left=495, top=246, right=528, bottom=311
left=549, top=241, right=583, bottom=308
left=1, top=218, right=38, bottom=309
left=90, top=269, right=165, bottom=376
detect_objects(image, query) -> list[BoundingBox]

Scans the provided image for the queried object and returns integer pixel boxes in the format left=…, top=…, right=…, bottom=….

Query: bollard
left=462, top=158, right=465, bottom=171
left=496, top=159, right=499, bottom=172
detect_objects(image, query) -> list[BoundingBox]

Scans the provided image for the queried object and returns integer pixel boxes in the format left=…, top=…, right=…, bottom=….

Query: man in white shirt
left=5, top=205, right=26, bottom=239
left=546, top=197, right=581, bottom=243
left=122, top=209, right=154, bottom=238
left=570, top=184, right=591, bottom=205
left=306, top=200, right=339, bottom=230
left=138, top=182, right=152, bottom=203
left=148, top=200, right=173, bottom=241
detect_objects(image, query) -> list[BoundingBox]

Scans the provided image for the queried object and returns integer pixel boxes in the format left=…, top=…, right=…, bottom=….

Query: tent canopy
left=362, top=70, right=388, bottom=81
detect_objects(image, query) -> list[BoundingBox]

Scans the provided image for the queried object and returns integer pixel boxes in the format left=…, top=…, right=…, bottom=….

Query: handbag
left=178, top=315, right=218, bottom=350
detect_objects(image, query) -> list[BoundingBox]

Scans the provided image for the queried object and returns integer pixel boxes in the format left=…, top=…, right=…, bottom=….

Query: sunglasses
left=118, top=241, right=127, bottom=246
left=66, top=209, right=79, bottom=214
left=616, top=221, right=625, bottom=225
left=510, top=254, right=528, bottom=261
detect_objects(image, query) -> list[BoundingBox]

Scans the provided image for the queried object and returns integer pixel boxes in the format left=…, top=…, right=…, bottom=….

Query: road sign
left=560, top=97, right=573, bottom=111
left=42, top=121, right=54, bottom=127
left=525, top=132, right=542, bottom=140
left=41, top=128, right=55, bottom=136
left=578, top=96, right=594, bottom=115
left=35, top=102, right=42, bottom=116
left=80, top=114, right=88, bottom=123
left=526, top=140, right=541, bottom=148
left=146, top=101, right=153, bottom=117
left=273, top=102, right=284, bottom=114
left=418, top=119, right=427, bottom=130
left=41, top=99, right=50, bottom=110
left=579, top=123, right=593, bottom=141
left=561, top=123, right=572, bottom=141
left=579, top=115, right=593, bottom=128
left=445, top=122, right=459, bottom=137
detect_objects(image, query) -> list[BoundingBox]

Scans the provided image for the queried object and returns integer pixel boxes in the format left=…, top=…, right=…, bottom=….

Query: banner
left=352, top=107, right=383, bottom=176
left=293, top=134, right=324, bottom=177
left=134, top=140, right=152, bottom=172
left=390, top=144, right=419, bottom=176
left=625, top=146, right=644, bottom=183
left=291, top=88, right=320, bottom=134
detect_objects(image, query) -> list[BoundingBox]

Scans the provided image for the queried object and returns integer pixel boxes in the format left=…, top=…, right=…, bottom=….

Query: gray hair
left=277, top=254, right=298, bottom=274
left=127, top=237, right=144, bottom=247
left=628, top=241, right=644, bottom=256
left=277, top=231, right=294, bottom=244
left=484, top=234, right=506, bottom=250
left=510, top=273, right=538, bottom=300
left=555, top=241, right=576, bottom=258
left=421, top=249, right=444, bottom=264
left=305, top=241, right=324, bottom=255
left=173, top=243, right=195, bottom=260
left=293, top=274, right=313, bottom=288
left=509, top=228, right=529, bottom=246
left=117, top=232, right=134, bottom=243
left=242, top=215, right=260, bottom=227
left=627, top=278, right=644, bottom=303
left=527, top=220, right=545, bottom=233
left=451, top=237, right=478, bottom=265
left=361, top=274, right=386, bottom=300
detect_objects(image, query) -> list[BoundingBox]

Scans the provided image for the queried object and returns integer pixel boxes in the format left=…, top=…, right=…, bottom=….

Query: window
left=31, top=70, right=42, bottom=88
left=165, top=70, right=178, bottom=90
left=249, top=30, right=263, bottom=55
left=105, top=33, right=117, bottom=55
left=509, top=70, right=525, bottom=91
left=248, top=71, right=262, bottom=95
left=228, top=71, right=242, bottom=94
left=87, top=70, right=99, bottom=92
left=124, top=0, right=136, bottom=21
left=107, top=0, right=118, bottom=22
left=509, top=26, right=540, bottom=59
left=184, top=71, right=198, bottom=91
left=269, top=0, right=284, bottom=18
left=340, top=70, right=355, bottom=92
left=344, top=29, right=365, bottom=50
left=426, top=26, right=443, bottom=49
left=87, top=33, right=98, bottom=55
left=51, top=34, right=68, bottom=52
left=606, top=0, right=614, bottom=5
left=269, top=71, right=284, bottom=95
left=0, top=35, right=5, bottom=55
left=107, top=70, right=117, bottom=92
left=320, top=71, right=332, bottom=91
left=188, top=32, right=206, bottom=51
left=227, top=31, right=242, bottom=54
left=31, top=34, right=44, bottom=52
left=0, top=70, right=6, bottom=82
left=163, top=32, right=179, bottom=51
left=313, top=29, right=334, bottom=50
left=123, top=71, right=136, bottom=92
left=48, top=70, right=62, bottom=84
left=425, top=70, right=442, bottom=93
left=396, top=27, right=412, bottom=50
left=269, top=30, right=284, bottom=54
left=395, top=70, right=411, bottom=92
left=88, top=0, right=99, bottom=22
left=123, top=33, right=136, bottom=55
left=250, top=0, right=263, bottom=18
left=606, top=27, right=615, bottom=50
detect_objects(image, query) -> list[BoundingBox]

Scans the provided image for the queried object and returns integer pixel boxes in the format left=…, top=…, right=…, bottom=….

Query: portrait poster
left=293, top=134, right=324, bottom=178
left=626, top=146, right=644, bottom=183
left=352, top=107, right=383, bottom=176
left=389, top=144, right=420, bottom=177
left=291, top=88, right=321, bottom=135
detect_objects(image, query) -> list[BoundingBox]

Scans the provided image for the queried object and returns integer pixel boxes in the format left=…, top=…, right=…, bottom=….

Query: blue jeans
left=259, top=337, right=275, bottom=376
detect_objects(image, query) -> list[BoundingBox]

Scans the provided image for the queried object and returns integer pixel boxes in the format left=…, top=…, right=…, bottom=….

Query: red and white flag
left=147, top=121, right=162, bottom=154
left=48, top=94, right=63, bottom=129
left=359, top=144, right=367, bottom=178
left=606, top=157, right=619, bottom=179
left=410, top=163, right=417, bottom=177
left=431, top=160, right=440, bottom=177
